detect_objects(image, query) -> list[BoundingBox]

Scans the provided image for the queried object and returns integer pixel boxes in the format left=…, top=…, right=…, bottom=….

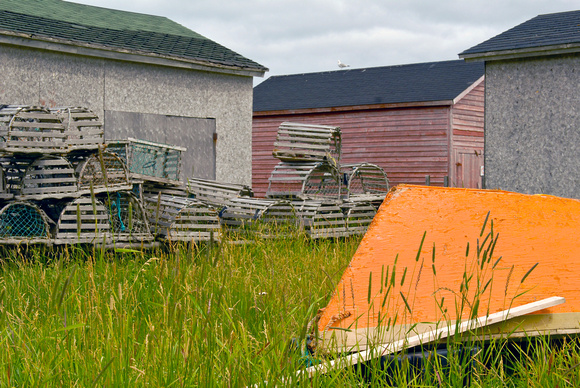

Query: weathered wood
left=54, top=196, right=111, bottom=244
left=272, top=122, right=341, bottom=163
left=294, top=200, right=348, bottom=239
left=52, top=107, right=104, bottom=151
left=267, top=162, right=341, bottom=200
left=17, top=156, right=79, bottom=200
left=341, top=201, right=377, bottom=236
left=142, top=193, right=220, bottom=242
left=74, top=151, right=133, bottom=195
left=106, top=138, right=185, bottom=185
left=187, top=177, right=253, bottom=208
left=98, top=191, right=154, bottom=244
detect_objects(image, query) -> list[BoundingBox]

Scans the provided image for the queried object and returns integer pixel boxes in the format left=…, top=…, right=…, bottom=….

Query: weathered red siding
left=450, top=80, right=485, bottom=188
left=252, top=78, right=485, bottom=197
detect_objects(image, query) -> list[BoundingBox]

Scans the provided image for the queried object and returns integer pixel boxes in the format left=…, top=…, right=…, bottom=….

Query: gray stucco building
left=0, top=0, right=267, bottom=184
left=460, top=10, right=580, bottom=199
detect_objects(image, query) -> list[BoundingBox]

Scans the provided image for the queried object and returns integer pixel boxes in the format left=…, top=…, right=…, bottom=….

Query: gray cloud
left=71, top=0, right=579, bottom=83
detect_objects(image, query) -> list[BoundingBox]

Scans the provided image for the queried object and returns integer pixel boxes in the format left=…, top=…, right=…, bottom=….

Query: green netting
left=0, top=202, right=49, bottom=238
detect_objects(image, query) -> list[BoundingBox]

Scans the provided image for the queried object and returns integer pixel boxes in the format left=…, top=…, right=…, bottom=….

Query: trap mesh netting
left=0, top=202, right=50, bottom=239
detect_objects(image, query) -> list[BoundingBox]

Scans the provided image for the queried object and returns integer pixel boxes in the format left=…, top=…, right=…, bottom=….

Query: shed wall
left=484, top=54, right=580, bottom=198
left=253, top=107, right=452, bottom=197
left=0, top=45, right=254, bottom=185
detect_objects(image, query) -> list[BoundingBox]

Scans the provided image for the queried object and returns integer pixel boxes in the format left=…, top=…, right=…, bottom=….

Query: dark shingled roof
left=460, top=10, right=580, bottom=57
left=0, top=0, right=267, bottom=72
left=253, top=60, right=484, bottom=112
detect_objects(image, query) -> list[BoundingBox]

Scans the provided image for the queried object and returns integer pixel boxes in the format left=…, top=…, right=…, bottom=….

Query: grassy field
left=1, top=231, right=580, bottom=387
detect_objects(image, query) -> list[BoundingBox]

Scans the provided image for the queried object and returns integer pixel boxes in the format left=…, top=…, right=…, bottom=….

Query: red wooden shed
left=252, top=60, right=485, bottom=198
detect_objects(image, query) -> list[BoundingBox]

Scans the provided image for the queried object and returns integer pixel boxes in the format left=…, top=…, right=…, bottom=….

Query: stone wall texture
left=0, top=45, right=254, bottom=185
left=484, top=54, right=580, bottom=198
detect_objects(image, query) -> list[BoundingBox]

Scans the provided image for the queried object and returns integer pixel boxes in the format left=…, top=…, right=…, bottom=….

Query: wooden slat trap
left=0, top=105, right=68, bottom=154
left=141, top=181, right=189, bottom=198
left=272, top=122, right=341, bottom=163
left=341, top=201, right=377, bottom=236
left=187, top=177, right=254, bottom=209
left=52, top=107, right=104, bottom=151
left=107, top=138, right=186, bottom=185
left=220, top=197, right=297, bottom=237
left=294, top=201, right=348, bottom=239
left=54, top=196, right=111, bottom=244
left=267, top=162, right=341, bottom=200
left=17, top=156, right=78, bottom=200
left=0, top=165, right=13, bottom=201
left=73, top=151, right=132, bottom=195
left=341, top=163, right=390, bottom=206
left=99, top=191, right=154, bottom=245
left=0, top=201, right=52, bottom=243
left=143, top=194, right=220, bottom=242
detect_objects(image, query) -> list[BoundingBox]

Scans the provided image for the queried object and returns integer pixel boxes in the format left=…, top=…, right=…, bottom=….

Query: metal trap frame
left=54, top=196, right=111, bottom=244
left=0, top=105, right=68, bottom=154
left=0, top=201, right=53, bottom=244
left=272, top=122, right=341, bottom=163
left=187, top=177, right=254, bottom=209
left=107, top=138, right=186, bottom=185
left=266, top=161, right=341, bottom=200
left=73, top=150, right=132, bottom=195
left=51, top=106, right=104, bottom=151
left=17, top=155, right=78, bottom=200
left=143, top=193, right=221, bottom=242
left=294, top=200, right=348, bottom=239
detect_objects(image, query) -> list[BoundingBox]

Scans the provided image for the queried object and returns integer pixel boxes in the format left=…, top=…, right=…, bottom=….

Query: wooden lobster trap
left=54, top=196, right=111, bottom=244
left=0, top=165, right=13, bottom=201
left=341, top=163, right=390, bottom=206
left=52, top=107, right=104, bottom=151
left=340, top=201, right=377, bottom=236
left=272, top=122, right=341, bottom=163
left=143, top=193, right=220, bottom=242
left=187, top=177, right=254, bottom=209
left=0, top=105, right=68, bottom=154
left=98, top=191, right=155, bottom=246
left=16, top=156, right=78, bottom=200
left=294, top=200, right=347, bottom=239
left=0, top=201, right=52, bottom=244
left=107, top=138, right=186, bottom=185
left=266, top=162, right=341, bottom=200
left=72, top=151, right=132, bottom=195
left=220, top=197, right=297, bottom=237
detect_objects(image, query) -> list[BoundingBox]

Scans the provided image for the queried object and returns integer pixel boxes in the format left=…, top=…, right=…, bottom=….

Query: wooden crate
left=98, top=191, right=154, bottom=245
left=107, top=138, right=186, bottom=185
left=73, top=151, right=132, bottom=195
left=17, top=156, right=78, bottom=200
left=341, top=201, right=377, bottom=236
left=54, top=196, right=111, bottom=244
left=266, top=161, right=341, bottom=200
left=52, top=107, right=104, bottom=151
left=0, top=201, right=52, bottom=243
left=143, top=193, right=220, bottom=242
left=0, top=105, right=68, bottom=153
left=187, top=177, right=253, bottom=209
left=272, top=122, right=341, bottom=163
left=294, top=200, right=348, bottom=239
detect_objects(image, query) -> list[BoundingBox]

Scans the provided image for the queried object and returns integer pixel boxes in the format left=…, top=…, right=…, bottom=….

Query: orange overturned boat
left=316, top=185, right=580, bottom=353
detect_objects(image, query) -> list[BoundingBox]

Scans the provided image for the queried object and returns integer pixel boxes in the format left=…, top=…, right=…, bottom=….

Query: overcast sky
left=72, top=0, right=578, bottom=84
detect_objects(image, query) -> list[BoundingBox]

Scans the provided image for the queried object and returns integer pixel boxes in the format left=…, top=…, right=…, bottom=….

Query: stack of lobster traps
left=0, top=105, right=153, bottom=247
left=187, top=122, right=390, bottom=239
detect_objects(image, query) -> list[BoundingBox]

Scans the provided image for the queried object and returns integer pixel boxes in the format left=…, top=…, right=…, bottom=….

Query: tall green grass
left=0, top=229, right=579, bottom=387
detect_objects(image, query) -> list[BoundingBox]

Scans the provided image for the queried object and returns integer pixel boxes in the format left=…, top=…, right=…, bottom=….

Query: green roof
left=0, top=0, right=267, bottom=73
left=0, top=0, right=204, bottom=38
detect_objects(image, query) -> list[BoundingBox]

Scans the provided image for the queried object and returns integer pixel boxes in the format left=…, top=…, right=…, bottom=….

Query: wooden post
left=444, top=176, right=449, bottom=187
left=425, top=175, right=430, bottom=186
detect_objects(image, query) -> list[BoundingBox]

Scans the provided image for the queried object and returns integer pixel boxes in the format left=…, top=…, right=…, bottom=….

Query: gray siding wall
left=0, top=45, right=253, bottom=185
left=484, top=54, right=580, bottom=198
